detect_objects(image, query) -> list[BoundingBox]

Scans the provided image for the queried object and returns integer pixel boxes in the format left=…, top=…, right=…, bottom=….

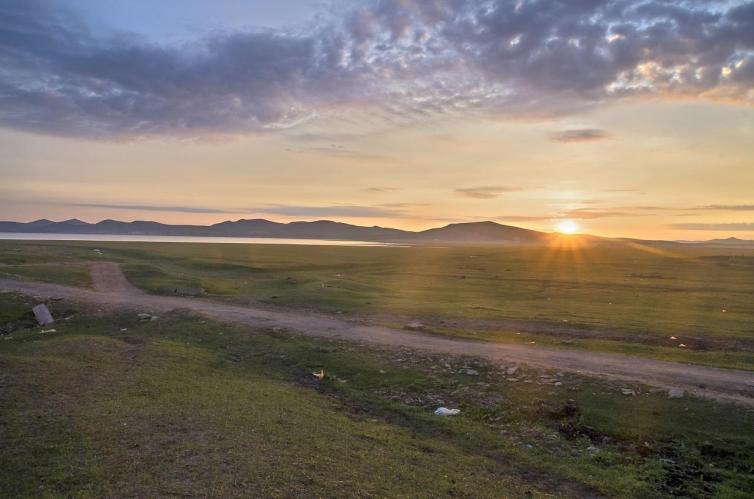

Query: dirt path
left=2, top=263, right=753, bottom=406
left=89, top=262, right=144, bottom=294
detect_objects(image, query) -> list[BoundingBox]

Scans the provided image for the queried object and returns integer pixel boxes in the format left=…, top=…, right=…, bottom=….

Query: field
left=1, top=239, right=754, bottom=496
left=2, top=292, right=753, bottom=497
left=1, top=239, right=753, bottom=369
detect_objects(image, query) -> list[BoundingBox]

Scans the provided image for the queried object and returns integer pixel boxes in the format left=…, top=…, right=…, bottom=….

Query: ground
left=2, top=297, right=753, bottom=497
left=1, top=240, right=753, bottom=369
left=1, top=240, right=754, bottom=497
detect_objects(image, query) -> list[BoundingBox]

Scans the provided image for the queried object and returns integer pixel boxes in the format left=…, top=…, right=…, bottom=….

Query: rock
left=668, top=388, right=685, bottom=399
left=434, top=407, right=461, bottom=416
left=32, top=304, right=54, bottom=326
left=39, top=329, right=56, bottom=334
left=621, top=388, right=637, bottom=396
left=506, top=365, right=519, bottom=376
left=460, top=368, right=479, bottom=376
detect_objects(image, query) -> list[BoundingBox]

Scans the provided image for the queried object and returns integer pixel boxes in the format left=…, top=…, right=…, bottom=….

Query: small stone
left=668, top=388, right=685, bottom=399
left=621, top=388, right=637, bottom=396
left=32, top=304, right=54, bottom=326
left=460, top=368, right=479, bottom=376
left=506, top=365, right=519, bottom=376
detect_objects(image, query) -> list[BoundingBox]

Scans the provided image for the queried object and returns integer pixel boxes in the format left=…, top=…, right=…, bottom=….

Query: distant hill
left=0, top=218, right=557, bottom=244
left=678, top=237, right=754, bottom=248
left=2, top=218, right=748, bottom=246
left=414, top=221, right=548, bottom=243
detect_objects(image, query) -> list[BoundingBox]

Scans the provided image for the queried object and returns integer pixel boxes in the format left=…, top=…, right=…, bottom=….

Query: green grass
left=1, top=296, right=753, bottom=497
left=1, top=240, right=753, bottom=369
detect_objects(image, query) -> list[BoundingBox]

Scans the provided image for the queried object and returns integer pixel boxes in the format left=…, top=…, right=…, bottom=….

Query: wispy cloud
left=550, top=129, right=612, bottom=143
left=1, top=0, right=752, bottom=139
left=455, top=186, right=518, bottom=199
left=253, top=204, right=406, bottom=218
left=559, top=208, right=632, bottom=219
left=696, top=205, right=754, bottom=211
left=669, top=223, right=754, bottom=231
left=363, top=187, right=399, bottom=193
left=496, top=215, right=551, bottom=222
left=72, top=203, right=231, bottom=214
left=305, top=146, right=396, bottom=164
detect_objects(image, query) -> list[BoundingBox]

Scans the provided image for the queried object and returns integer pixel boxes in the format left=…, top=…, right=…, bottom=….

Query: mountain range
left=0, top=218, right=557, bottom=244
left=0, top=218, right=751, bottom=247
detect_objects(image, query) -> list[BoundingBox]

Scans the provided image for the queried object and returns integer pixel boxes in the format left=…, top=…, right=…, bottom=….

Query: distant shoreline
left=0, top=232, right=400, bottom=247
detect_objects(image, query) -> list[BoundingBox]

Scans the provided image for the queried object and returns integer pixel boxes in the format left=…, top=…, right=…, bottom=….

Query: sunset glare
left=556, top=220, right=580, bottom=235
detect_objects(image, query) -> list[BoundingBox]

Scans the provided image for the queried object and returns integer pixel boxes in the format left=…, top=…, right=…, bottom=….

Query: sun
left=555, top=219, right=579, bottom=234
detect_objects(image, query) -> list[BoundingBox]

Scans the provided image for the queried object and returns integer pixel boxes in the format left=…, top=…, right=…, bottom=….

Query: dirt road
left=3, top=262, right=753, bottom=405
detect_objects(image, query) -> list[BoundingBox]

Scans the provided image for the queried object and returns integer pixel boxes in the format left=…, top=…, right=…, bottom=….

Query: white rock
left=434, top=407, right=461, bottom=416
left=668, top=388, right=685, bottom=399
left=32, top=304, right=54, bottom=326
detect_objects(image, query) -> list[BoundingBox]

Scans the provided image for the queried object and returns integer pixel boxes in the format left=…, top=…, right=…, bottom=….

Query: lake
left=0, top=233, right=398, bottom=247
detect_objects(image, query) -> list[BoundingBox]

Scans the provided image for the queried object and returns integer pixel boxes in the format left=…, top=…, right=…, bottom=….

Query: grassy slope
left=0, top=240, right=753, bottom=369
left=1, top=294, right=753, bottom=497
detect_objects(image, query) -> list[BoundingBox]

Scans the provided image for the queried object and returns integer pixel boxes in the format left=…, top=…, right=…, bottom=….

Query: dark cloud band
left=1, top=0, right=752, bottom=139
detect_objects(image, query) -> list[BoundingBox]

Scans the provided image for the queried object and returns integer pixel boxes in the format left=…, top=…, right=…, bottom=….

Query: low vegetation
left=1, top=240, right=753, bottom=369
left=1, top=293, right=753, bottom=497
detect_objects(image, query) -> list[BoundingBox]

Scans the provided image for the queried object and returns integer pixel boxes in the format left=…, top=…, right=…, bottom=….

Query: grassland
left=1, top=292, right=753, bottom=497
left=1, top=239, right=753, bottom=369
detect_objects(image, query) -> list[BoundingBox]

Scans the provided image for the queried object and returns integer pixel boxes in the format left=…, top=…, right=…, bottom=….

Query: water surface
left=0, top=232, right=397, bottom=247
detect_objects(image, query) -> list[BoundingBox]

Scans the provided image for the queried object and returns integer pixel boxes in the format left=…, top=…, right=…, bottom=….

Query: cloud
left=696, top=204, right=754, bottom=211
left=550, top=129, right=611, bottom=143
left=305, top=146, right=396, bottom=163
left=559, top=208, right=631, bottom=219
left=1, top=0, right=753, bottom=139
left=253, top=204, right=406, bottom=218
left=72, top=203, right=230, bottom=214
left=496, top=215, right=550, bottom=222
left=669, top=223, right=754, bottom=231
left=455, top=186, right=518, bottom=199
left=363, top=186, right=399, bottom=193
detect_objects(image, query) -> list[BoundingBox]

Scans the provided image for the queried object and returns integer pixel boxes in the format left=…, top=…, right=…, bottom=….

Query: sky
left=0, top=0, right=753, bottom=240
